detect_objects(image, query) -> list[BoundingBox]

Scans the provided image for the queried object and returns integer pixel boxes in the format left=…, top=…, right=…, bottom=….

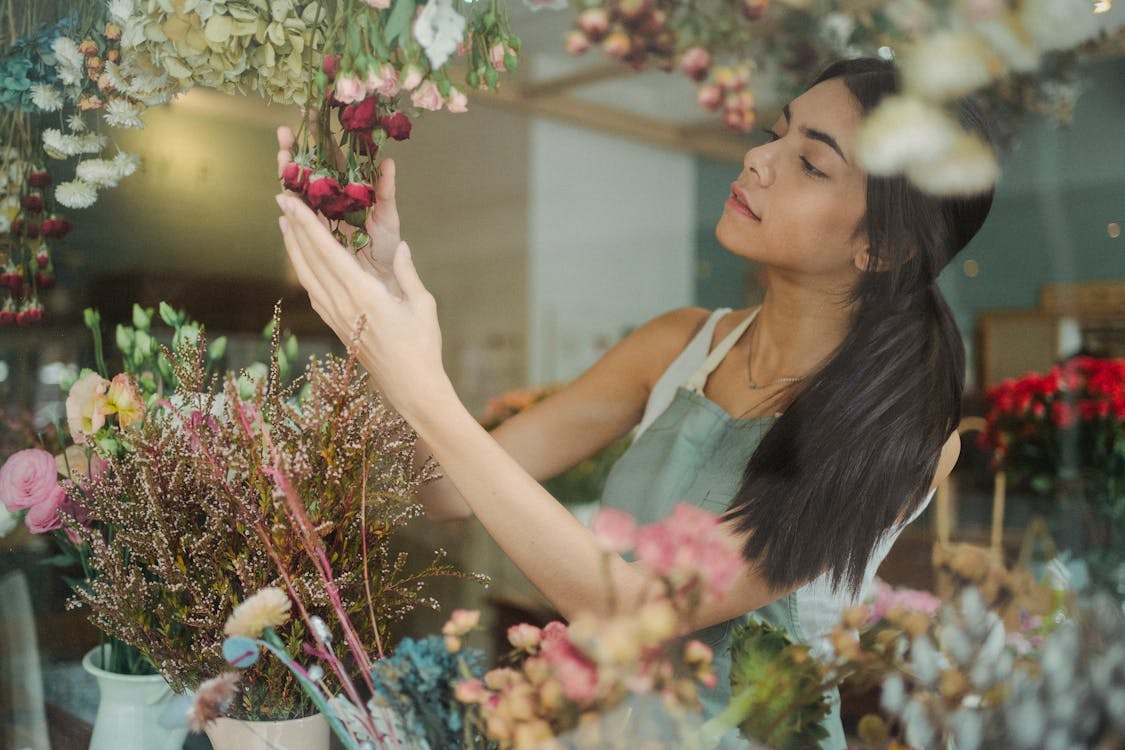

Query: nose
left=743, top=142, right=775, bottom=187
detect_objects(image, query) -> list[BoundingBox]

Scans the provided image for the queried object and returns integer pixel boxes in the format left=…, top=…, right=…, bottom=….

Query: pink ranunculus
left=25, top=485, right=66, bottom=533
left=0, top=448, right=61, bottom=511
left=410, top=80, right=444, bottom=111
left=445, top=87, right=468, bottom=113
left=366, top=0, right=391, bottom=9
left=66, top=371, right=111, bottom=445
left=539, top=622, right=599, bottom=703
left=592, top=507, right=638, bottom=552
left=333, top=75, right=365, bottom=105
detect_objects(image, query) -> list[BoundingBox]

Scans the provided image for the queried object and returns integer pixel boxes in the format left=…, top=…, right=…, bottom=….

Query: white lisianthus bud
left=901, top=31, right=998, bottom=100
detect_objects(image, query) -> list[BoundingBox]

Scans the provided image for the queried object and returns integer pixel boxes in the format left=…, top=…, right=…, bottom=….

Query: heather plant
left=64, top=306, right=469, bottom=720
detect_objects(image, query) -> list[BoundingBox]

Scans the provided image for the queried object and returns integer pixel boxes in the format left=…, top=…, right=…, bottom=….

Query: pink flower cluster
left=863, top=577, right=942, bottom=626
left=593, top=502, right=744, bottom=597
left=694, top=63, right=757, bottom=132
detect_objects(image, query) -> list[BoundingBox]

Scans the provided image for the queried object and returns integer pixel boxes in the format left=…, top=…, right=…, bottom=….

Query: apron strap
left=685, top=308, right=759, bottom=395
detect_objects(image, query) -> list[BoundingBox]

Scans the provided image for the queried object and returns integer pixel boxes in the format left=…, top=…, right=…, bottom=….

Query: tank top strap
left=684, top=308, right=759, bottom=395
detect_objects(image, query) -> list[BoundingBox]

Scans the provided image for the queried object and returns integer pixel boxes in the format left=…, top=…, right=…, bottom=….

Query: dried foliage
left=66, top=313, right=468, bottom=720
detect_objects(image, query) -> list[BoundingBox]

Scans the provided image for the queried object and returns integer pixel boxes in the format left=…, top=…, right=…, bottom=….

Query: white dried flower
left=104, top=98, right=145, bottom=129
left=309, top=615, right=333, bottom=644
left=108, top=0, right=135, bottom=24
left=909, top=634, right=941, bottom=687
left=224, top=587, right=291, bottom=638
left=0, top=214, right=9, bottom=236
left=112, top=151, right=141, bottom=178
left=55, top=180, right=98, bottom=209
left=67, top=114, right=88, bottom=133
left=857, top=96, right=962, bottom=175
left=880, top=673, right=906, bottom=713
left=75, top=133, right=108, bottom=155
left=52, top=37, right=85, bottom=87
left=1020, top=0, right=1102, bottom=52
left=42, top=128, right=79, bottom=158
left=413, top=0, right=466, bottom=68
left=308, top=665, right=324, bottom=682
left=30, top=84, right=64, bottom=112
left=902, top=31, right=998, bottom=100
left=905, top=132, right=999, bottom=196
left=76, top=159, right=122, bottom=188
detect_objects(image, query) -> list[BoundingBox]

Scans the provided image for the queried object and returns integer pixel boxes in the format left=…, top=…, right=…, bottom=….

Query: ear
left=853, top=245, right=890, bottom=273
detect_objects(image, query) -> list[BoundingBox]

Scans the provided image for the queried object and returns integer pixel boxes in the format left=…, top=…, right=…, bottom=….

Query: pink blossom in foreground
left=539, top=621, right=598, bottom=702
left=864, top=577, right=942, bottom=625
left=591, top=506, right=637, bottom=552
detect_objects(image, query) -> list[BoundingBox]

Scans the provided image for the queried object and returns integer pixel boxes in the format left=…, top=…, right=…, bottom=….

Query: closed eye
left=800, top=157, right=827, bottom=179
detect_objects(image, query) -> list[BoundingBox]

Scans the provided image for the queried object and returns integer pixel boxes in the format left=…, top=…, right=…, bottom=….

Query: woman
left=276, top=57, right=994, bottom=747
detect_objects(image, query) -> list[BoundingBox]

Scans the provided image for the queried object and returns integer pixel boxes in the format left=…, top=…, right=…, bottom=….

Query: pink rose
left=696, top=83, right=723, bottom=111
left=678, top=46, right=712, bottom=82
left=333, top=75, right=365, bottom=105
left=539, top=622, right=598, bottom=703
left=489, top=42, right=507, bottom=72
left=376, top=63, right=399, bottom=97
left=445, top=87, right=468, bottom=113
left=66, top=371, right=110, bottom=445
left=25, top=485, right=66, bottom=533
left=410, top=80, right=444, bottom=111
left=0, top=448, right=61, bottom=511
left=400, top=64, right=424, bottom=91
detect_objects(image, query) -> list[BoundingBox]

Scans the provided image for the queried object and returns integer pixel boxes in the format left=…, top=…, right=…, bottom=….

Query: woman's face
left=716, top=77, right=871, bottom=282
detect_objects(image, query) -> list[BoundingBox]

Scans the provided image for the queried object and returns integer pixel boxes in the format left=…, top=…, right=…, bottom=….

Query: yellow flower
left=224, top=587, right=291, bottom=638
left=104, top=373, right=145, bottom=428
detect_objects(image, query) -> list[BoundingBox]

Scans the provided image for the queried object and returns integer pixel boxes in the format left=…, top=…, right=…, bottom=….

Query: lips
left=726, top=184, right=759, bottom=220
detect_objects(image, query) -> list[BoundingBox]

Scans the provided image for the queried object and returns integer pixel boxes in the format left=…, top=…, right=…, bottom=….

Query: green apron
left=599, top=383, right=846, bottom=750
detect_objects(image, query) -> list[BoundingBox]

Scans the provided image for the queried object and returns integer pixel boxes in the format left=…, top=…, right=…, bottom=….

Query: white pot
left=205, top=713, right=330, bottom=750
left=81, top=646, right=187, bottom=750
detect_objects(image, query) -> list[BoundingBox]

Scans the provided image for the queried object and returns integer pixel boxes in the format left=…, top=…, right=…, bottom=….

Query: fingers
left=278, top=213, right=331, bottom=307
left=376, top=158, right=396, bottom=203
left=277, top=126, right=295, bottom=180
left=392, top=242, right=429, bottom=301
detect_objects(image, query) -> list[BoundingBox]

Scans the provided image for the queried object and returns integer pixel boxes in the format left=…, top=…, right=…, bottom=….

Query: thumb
left=392, top=241, right=427, bottom=299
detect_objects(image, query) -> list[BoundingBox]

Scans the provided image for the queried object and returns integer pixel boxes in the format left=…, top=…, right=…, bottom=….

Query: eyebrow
left=782, top=104, right=849, bottom=165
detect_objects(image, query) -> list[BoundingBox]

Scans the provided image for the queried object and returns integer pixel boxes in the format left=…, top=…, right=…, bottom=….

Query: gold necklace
left=747, top=318, right=806, bottom=390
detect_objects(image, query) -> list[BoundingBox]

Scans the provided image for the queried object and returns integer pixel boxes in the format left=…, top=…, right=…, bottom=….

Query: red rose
left=340, top=98, right=380, bottom=132
left=28, top=171, right=51, bottom=188
left=36, top=273, right=55, bottom=289
left=21, top=193, right=43, bottom=213
left=322, top=55, right=340, bottom=83
left=379, top=112, right=412, bottom=141
left=25, top=220, right=40, bottom=239
left=11, top=217, right=23, bottom=236
left=281, top=162, right=310, bottom=193
left=343, top=182, right=376, bottom=209
left=305, top=176, right=343, bottom=213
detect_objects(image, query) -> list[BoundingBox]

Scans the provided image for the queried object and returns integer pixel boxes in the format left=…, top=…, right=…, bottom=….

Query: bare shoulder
left=930, top=430, right=962, bottom=490
left=612, top=306, right=713, bottom=376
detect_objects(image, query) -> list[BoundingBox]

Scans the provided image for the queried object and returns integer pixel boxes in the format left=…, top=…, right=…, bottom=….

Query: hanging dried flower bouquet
left=63, top=303, right=471, bottom=719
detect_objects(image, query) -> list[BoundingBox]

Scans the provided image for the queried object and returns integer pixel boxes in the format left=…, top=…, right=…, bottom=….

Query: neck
left=748, top=273, right=857, bottom=383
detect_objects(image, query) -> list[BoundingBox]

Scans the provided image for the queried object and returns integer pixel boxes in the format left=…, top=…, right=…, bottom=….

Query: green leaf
left=384, top=0, right=415, bottom=47
left=116, top=324, right=135, bottom=354
left=208, top=336, right=228, bottom=361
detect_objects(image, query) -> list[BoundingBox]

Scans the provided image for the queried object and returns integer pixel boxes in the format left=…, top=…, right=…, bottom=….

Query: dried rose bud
left=615, top=0, right=653, bottom=23
left=678, top=46, right=712, bottom=82
left=104, top=22, right=122, bottom=41
left=577, top=7, right=610, bottom=41
left=564, top=30, right=591, bottom=55
left=696, top=83, right=723, bottom=111
left=601, top=31, right=632, bottom=59
left=741, top=0, right=769, bottom=20
left=106, top=48, right=120, bottom=63
left=78, top=39, right=99, bottom=56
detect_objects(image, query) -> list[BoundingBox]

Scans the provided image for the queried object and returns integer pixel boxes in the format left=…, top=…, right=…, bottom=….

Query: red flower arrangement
left=978, top=356, right=1125, bottom=492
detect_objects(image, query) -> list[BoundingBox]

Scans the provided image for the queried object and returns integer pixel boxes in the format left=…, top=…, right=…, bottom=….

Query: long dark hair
left=726, top=58, right=995, bottom=595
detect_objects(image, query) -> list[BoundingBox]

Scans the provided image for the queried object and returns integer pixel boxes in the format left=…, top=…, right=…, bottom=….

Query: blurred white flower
left=885, top=0, right=937, bottom=35
left=67, top=114, right=87, bottom=132
left=857, top=96, right=961, bottom=175
left=972, top=13, right=1041, bottom=72
left=902, top=31, right=997, bottom=100
left=76, top=159, right=122, bottom=188
left=108, top=0, right=135, bottom=24
left=112, top=151, right=141, bottom=178
left=905, top=132, right=999, bottom=196
left=104, top=99, right=145, bottom=129
left=413, top=0, right=466, bottom=69
left=0, top=510, right=18, bottom=537
left=42, top=128, right=78, bottom=158
left=1020, top=0, right=1102, bottom=52
left=56, top=180, right=98, bottom=209
left=30, top=84, right=64, bottom=112
left=52, top=37, right=85, bottom=87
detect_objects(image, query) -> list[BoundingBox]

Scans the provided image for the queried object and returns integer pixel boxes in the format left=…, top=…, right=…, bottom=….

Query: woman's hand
left=276, top=193, right=452, bottom=422
left=276, top=125, right=402, bottom=287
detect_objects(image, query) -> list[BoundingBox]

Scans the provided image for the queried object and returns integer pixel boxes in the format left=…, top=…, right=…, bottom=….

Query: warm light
left=963, top=259, right=980, bottom=278
left=1094, top=0, right=1112, bottom=12
left=1110, top=222, right=1122, bottom=239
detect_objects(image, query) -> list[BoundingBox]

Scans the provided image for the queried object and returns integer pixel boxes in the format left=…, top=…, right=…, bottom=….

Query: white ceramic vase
left=205, top=713, right=330, bottom=750
left=81, top=646, right=188, bottom=750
